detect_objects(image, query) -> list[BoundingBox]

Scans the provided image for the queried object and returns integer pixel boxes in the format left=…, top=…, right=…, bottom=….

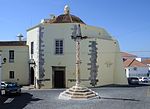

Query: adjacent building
left=121, top=52, right=137, bottom=60
left=27, top=6, right=127, bottom=89
left=0, top=41, right=29, bottom=85
left=122, top=52, right=150, bottom=78
left=142, top=59, right=150, bottom=69
left=123, top=58, right=149, bottom=77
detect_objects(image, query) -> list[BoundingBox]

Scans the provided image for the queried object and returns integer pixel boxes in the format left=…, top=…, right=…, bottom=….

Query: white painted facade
left=136, top=58, right=142, bottom=62
left=27, top=22, right=128, bottom=89
left=27, top=6, right=128, bottom=88
left=125, top=67, right=149, bottom=77
left=123, top=57, right=150, bottom=78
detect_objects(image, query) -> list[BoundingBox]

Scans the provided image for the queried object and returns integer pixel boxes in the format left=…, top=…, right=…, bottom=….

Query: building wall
left=113, top=41, right=128, bottom=84
left=125, top=67, right=149, bottom=77
left=27, top=27, right=42, bottom=88
left=147, top=64, right=150, bottom=70
left=0, top=46, right=29, bottom=85
left=27, top=23, right=128, bottom=88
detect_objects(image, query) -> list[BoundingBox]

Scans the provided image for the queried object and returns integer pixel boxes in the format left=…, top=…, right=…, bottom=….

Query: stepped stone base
left=59, top=85, right=99, bottom=100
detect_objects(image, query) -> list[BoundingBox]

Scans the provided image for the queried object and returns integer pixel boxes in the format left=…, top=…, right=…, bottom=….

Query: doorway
left=52, top=67, right=65, bottom=88
left=30, top=67, right=34, bottom=85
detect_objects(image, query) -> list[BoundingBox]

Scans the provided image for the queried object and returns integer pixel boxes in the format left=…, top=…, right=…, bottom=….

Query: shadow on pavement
left=0, top=92, right=42, bottom=109
left=100, top=97, right=140, bottom=102
left=94, top=84, right=150, bottom=88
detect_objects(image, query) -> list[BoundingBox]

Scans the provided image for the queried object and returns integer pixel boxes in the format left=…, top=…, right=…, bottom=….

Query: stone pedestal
left=59, top=85, right=99, bottom=100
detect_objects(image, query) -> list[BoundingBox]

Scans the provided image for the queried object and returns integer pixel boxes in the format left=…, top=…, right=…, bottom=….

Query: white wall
left=136, top=58, right=142, bottom=62
left=126, top=67, right=149, bottom=77
left=44, top=23, right=127, bottom=88
left=27, top=27, right=40, bottom=88
left=27, top=23, right=127, bottom=88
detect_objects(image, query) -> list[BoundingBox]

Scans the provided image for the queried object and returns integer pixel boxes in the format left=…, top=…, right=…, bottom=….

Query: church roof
left=41, top=5, right=85, bottom=24
left=50, top=14, right=85, bottom=24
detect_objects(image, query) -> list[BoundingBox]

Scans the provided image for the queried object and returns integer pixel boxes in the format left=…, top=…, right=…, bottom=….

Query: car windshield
left=6, top=83, right=17, bottom=88
left=1, top=83, right=5, bottom=85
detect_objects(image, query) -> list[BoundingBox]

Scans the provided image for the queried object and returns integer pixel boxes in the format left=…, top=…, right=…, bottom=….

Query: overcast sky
left=0, top=0, right=150, bottom=57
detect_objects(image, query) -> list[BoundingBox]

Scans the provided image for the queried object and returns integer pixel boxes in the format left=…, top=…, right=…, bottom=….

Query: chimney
left=17, top=33, right=23, bottom=41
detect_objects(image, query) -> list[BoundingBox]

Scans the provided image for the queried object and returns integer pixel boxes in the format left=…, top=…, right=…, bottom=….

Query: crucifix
left=59, top=24, right=99, bottom=100
left=71, top=24, right=88, bottom=87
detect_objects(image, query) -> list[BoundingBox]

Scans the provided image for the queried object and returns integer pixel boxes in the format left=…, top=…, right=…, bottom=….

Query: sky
left=0, top=0, right=150, bottom=57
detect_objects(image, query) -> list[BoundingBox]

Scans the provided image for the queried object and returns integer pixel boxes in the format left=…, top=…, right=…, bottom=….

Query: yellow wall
left=113, top=41, right=128, bottom=84
left=0, top=46, right=29, bottom=85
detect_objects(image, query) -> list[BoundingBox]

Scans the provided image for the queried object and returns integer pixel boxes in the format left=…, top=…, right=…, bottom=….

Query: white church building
left=27, top=6, right=127, bottom=89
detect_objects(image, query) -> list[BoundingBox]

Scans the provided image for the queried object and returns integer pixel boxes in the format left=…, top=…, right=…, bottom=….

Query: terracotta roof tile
left=142, top=59, right=150, bottom=64
left=123, top=58, right=148, bottom=67
left=121, top=52, right=137, bottom=58
left=44, top=14, right=85, bottom=24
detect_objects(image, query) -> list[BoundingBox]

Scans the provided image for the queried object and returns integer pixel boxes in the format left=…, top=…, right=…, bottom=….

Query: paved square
left=1, top=86, right=150, bottom=109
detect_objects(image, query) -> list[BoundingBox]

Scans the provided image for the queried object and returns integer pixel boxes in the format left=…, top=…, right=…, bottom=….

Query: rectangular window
left=31, top=42, right=34, bottom=54
left=9, top=71, right=14, bottom=79
left=9, top=50, right=14, bottom=63
left=133, top=67, right=137, bottom=71
left=55, top=39, right=64, bottom=55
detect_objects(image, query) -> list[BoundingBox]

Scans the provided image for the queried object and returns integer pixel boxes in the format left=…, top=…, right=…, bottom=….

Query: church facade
left=27, top=6, right=127, bottom=89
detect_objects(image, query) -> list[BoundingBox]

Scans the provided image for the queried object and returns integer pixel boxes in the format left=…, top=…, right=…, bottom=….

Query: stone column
left=75, top=39, right=81, bottom=86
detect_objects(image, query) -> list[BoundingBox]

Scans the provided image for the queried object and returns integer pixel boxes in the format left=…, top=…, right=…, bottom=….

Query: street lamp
left=2, top=58, right=7, bottom=64
left=29, top=59, right=36, bottom=67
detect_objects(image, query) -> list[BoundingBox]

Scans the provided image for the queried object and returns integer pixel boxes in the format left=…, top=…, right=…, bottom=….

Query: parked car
left=4, top=82, right=21, bottom=95
left=1, top=81, right=7, bottom=89
left=138, top=77, right=143, bottom=82
left=138, top=77, right=148, bottom=83
left=148, top=77, right=150, bottom=82
left=128, top=77, right=139, bottom=85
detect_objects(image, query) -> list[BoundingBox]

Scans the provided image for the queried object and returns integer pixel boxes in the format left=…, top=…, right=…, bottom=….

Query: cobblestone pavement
left=1, top=85, right=150, bottom=109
